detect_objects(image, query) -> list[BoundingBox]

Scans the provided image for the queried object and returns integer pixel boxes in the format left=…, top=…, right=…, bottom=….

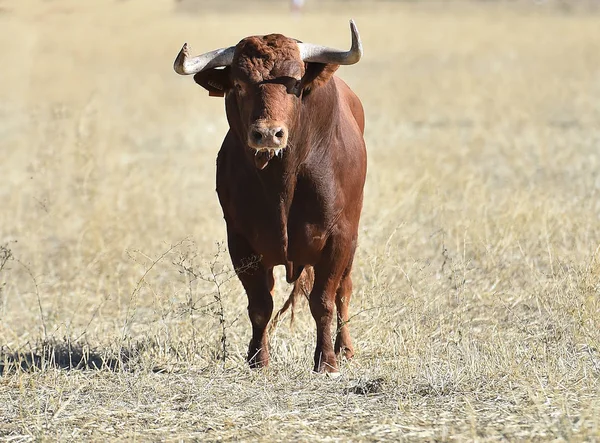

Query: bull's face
left=228, top=36, right=304, bottom=156
left=174, top=21, right=362, bottom=169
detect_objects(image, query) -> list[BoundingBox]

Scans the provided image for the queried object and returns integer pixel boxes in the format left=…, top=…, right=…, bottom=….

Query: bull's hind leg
left=227, top=228, right=273, bottom=368
left=334, top=270, right=355, bottom=360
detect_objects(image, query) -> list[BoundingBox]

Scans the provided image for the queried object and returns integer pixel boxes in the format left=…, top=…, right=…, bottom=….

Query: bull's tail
left=269, top=266, right=314, bottom=334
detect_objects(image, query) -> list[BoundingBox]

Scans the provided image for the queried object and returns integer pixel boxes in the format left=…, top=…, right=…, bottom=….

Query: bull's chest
left=221, top=176, right=330, bottom=267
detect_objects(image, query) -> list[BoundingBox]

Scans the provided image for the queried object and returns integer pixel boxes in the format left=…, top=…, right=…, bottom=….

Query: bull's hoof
left=334, top=334, right=354, bottom=360
left=313, top=352, right=338, bottom=374
left=313, top=365, right=341, bottom=378
left=247, top=345, right=269, bottom=368
left=248, top=359, right=268, bottom=369
left=335, top=345, right=354, bottom=361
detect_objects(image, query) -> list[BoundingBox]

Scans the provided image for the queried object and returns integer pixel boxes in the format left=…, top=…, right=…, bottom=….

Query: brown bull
left=174, top=21, right=367, bottom=373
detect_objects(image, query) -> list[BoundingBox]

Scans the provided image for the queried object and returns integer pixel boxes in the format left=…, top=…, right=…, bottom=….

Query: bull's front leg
left=227, top=228, right=274, bottom=368
left=245, top=268, right=274, bottom=368
left=309, top=237, right=352, bottom=374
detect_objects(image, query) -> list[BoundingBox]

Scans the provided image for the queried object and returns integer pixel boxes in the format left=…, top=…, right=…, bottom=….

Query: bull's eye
left=234, top=83, right=243, bottom=94
left=283, top=78, right=301, bottom=96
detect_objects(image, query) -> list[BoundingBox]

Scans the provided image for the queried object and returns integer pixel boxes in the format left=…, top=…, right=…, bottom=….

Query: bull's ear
left=193, top=67, right=232, bottom=98
left=301, top=63, right=339, bottom=96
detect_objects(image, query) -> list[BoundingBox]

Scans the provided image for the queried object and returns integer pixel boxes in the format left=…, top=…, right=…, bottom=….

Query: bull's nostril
left=275, top=129, right=285, bottom=139
left=252, top=131, right=263, bottom=142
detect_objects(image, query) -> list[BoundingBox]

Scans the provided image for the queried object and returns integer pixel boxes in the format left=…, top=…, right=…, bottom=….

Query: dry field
left=1, top=0, right=600, bottom=440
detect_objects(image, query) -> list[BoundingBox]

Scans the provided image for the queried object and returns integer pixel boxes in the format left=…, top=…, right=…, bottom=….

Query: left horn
left=297, top=19, right=363, bottom=65
left=173, top=43, right=235, bottom=75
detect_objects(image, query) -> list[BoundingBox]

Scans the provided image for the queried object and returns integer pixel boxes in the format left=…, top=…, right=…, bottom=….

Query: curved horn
left=173, top=43, right=235, bottom=75
left=297, top=19, right=363, bottom=65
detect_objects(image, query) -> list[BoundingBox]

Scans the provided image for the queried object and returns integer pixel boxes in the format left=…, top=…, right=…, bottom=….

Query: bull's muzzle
left=248, top=121, right=288, bottom=151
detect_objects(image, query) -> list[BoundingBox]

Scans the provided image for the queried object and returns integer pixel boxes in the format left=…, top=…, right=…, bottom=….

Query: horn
left=297, top=19, right=362, bottom=65
left=173, top=43, right=235, bottom=75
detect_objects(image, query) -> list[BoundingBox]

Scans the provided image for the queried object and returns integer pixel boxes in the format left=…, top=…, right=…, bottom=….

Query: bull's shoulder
left=216, top=131, right=252, bottom=220
left=332, top=76, right=365, bottom=135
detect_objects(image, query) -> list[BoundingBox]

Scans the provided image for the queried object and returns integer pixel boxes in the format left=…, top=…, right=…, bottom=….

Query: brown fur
left=193, top=33, right=366, bottom=373
left=233, top=35, right=304, bottom=83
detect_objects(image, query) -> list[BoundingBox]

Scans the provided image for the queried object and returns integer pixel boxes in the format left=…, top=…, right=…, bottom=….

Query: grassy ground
left=1, top=0, right=600, bottom=440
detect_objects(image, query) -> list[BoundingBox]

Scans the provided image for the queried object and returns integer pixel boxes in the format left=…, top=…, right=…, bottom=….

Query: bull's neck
left=253, top=147, right=300, bottom=214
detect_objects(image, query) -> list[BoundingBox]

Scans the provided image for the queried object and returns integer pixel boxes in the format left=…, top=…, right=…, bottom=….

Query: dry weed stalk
left=174, top=242, right=260, bottom=364
left=121, top=239, right=187, bottom=342
left=2, top=245, right=49, bottom=340
left=16, top=259, right=47, bottom=340
left=0, top=243, right=13, bottom=297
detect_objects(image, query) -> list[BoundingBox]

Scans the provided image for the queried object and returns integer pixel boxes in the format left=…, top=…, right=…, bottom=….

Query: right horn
left=297, top=19, right=363, bottom=65
left=173, top=43, right=236, bottom=75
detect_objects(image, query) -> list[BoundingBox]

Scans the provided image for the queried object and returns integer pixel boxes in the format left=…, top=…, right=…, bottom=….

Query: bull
left=174, top=21, right=367, bottom=374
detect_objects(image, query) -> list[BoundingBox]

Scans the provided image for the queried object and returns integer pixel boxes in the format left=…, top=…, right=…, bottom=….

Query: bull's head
left=174, top=21, right=362, bottom=169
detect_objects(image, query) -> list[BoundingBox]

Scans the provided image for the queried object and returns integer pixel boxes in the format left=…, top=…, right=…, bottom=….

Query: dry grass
left=1, top=0, right=600, bottom=440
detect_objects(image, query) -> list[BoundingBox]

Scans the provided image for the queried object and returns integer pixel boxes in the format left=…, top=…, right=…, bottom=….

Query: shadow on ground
left=0, top=339, right=130, bottom=375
